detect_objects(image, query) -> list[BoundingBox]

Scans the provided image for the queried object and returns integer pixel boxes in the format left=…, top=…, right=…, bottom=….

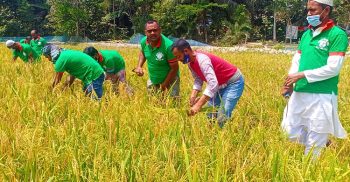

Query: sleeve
left=54, top=58, right=66, bottom=73
left=303, top=33, right=348, bottom=83
left=304, top=55, right=344, bottom=83
left=166, top=46, right=177, bottom=63
left=190, top=67, right=204, bottom=91
left=140, top=37, right=146, bottom=53
left=288, top=52, right=301, bottom=74
left=42, top=38, right=47, bottom=46
left=329, top=33, right=349, bottom=54
left=198, top=56, right=219, bottom=98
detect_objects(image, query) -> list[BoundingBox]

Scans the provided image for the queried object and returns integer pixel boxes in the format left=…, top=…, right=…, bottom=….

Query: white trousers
left=288, top=125, right=329, bottom=157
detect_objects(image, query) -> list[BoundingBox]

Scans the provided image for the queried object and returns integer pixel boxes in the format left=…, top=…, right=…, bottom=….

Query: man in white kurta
left=281, top=0, right=348, bottom=157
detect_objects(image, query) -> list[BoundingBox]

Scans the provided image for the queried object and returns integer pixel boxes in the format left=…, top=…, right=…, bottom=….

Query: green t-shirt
left=140, top=34, right=178, bottom=84
left=99, top=50, right=125, bottom=74
left=295, top=25, right=349, bottom=95
left=19, top=39, right=29, bottom=44
left=30, top=37, right=47, bottom=55
left=13, top=43, right=40, bottom=63
left=54, top=50, right=104, bottom=86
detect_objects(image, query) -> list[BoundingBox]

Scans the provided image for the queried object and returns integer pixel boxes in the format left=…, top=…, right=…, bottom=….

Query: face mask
left=182, top=54, right=190, bottom=64
left=306, top=9, right=325, bottom=27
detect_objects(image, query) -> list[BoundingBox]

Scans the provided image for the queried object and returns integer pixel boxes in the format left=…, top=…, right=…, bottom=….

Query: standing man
left=5, top=40, right=39, bottom=63
left=83, top=46, right=133, bottom=95
left=282, top=0, right=348, bottom=158
left=42, top=44, right=105, bottom=100
left=134, top=20, right=180, bottom=97
left=30, top=29, right=47, bottom=55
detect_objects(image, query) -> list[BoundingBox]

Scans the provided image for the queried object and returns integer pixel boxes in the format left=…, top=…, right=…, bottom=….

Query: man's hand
left=189, top=97, right=200, bottom=107
left=285, top=72, right=305, bottom=86
left=188, top=104, right=201, bottom=116
left=134, top=67, right=144, bottom=76
left=187, top=94, right=210, bottom=116
left=160, top=83, right=167, bottom=91
left=281, top=85, right=293, bottom=98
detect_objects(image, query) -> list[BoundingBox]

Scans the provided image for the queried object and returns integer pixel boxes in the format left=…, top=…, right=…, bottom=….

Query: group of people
left=4, top=0, right=349, bottom=158
left=5, top=30, right=47, bottom=63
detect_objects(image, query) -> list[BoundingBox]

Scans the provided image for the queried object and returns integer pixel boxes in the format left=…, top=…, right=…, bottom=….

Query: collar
left=309, top=19, right=335, bottom=37
left=17, top=44, right=23, bottom=51
left=97, top=53, right=103, bottom=63
left=146, top=36, right=162, bottom=48
left=33, top=36, right=41, bottom=40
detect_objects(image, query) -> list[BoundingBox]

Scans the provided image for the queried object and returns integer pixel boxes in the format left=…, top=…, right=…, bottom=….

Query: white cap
left=313, top=0, right=333, bottom=6
left=5, top=40, right=15, bottom=47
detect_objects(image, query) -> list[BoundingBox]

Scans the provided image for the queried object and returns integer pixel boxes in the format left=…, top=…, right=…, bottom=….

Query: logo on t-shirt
left=23, top=52, right=27, bottom=56
left=38, top=42, right=42, bottom=45
left=156, top=52, right=164, bottom=61
left=316, top=38, right=329, bottom=51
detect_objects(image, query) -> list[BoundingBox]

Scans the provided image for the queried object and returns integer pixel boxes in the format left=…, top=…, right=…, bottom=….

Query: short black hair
left=83, top=46, right=99, bottom=57
left=171, top=39, right=192, bottom=52
left=144, top=20, right=160, bottom=29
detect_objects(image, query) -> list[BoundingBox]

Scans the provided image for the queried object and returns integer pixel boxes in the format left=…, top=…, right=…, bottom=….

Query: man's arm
left=28, top=53, right=34, bottom=63
left=281, top=51, right=301, bottom=96
left=188, top=94, right=210, bottom=116
left=63, top=75, right=76, bottom=88
left=288, top=51, right=301, bottom=74
left=135, top=51, right=146, bottom=76
left=160, top=61, right=179, bottom=91
left=52, top=72, right=64, bottom=89
left=286, top=54, right=345, bottom=86
left=303, top=55, right=344, bottom=83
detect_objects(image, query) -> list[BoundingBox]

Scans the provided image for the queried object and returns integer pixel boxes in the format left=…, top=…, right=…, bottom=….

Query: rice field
left=0, top=43, right=349, bottom=181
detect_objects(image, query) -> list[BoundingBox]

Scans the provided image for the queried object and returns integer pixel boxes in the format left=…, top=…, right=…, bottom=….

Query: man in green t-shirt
left=134, top=20, right=180, bottom=97
left=30, top=29, right=47, bottom=55
left=281, top=0, right=348, bottom=158
left=42, top=44, right=105, bottom=100
left=19, top=36, right=31, bottom=44
left=83, top=46, right=133, bottom=95
left=5, top=40, right=40, bottom=63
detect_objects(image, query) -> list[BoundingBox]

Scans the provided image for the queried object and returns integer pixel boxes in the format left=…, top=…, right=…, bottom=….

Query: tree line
left=0, top=0, right=349, bottom=45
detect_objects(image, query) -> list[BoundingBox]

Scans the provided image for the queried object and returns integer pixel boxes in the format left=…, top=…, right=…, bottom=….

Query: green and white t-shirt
left=54, top=50, right=104, bottom=86
left=13, top=43, right=40, bottom=63
left=140, top=34, right=178, bottom=84
left=99, top=50, right=125, bottom=74
left=295, top=23, right=349, bottom=95
left=30, top=37, right=47, bottom=55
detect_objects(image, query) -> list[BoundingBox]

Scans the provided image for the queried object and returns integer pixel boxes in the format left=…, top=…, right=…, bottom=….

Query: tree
left=47, top=0, right=90, bottom=36
left=334, top=0, right=350, bottom=30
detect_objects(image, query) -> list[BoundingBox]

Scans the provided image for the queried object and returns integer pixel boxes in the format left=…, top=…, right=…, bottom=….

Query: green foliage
left=152, top=1, right=228, bottom=42
left=0, top=0, right=348, bottom=42
left=219, top=4, right=252, bottom=45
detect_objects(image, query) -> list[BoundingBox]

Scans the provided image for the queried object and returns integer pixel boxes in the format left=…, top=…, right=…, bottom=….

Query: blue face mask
left=182, top=54, right=190, bottom=64
left=306, top=9, right=325, bottom=27
left=306, top=15, right=322, bottom=27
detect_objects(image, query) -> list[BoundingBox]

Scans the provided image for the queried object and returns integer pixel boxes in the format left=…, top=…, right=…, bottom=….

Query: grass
left=0, top=44, right=350, bottom=181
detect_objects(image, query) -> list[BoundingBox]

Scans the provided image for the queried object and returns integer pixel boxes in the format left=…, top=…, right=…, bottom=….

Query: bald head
left=31, top=30, right=39, bottom=39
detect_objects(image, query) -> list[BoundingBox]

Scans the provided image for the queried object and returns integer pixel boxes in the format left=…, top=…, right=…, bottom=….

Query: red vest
left=189, top=51, right=237, bottom=85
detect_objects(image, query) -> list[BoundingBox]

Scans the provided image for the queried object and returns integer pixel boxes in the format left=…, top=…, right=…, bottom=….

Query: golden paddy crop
left=0, top=44, right=349, bottom=181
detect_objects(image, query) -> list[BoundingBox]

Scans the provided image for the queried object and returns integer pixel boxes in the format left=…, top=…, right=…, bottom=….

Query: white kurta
left=282, top=52, right=348, bottom=139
